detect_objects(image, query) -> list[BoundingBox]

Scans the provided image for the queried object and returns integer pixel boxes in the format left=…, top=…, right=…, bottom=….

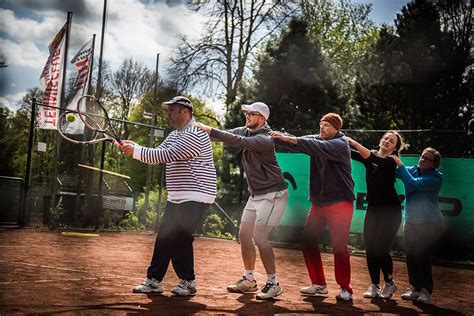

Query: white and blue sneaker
left=171, top=279, right=197, bottom=296
left=132, top=278, right=163, bottom=293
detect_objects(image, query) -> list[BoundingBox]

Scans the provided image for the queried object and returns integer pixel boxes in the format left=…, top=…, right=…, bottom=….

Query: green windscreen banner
left=276, top=153, right=474, bottom=243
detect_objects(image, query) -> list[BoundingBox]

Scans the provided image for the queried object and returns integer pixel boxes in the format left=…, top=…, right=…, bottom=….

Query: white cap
left=161, top=96, right=193, bottom=112
left=241, top=102, right=270, bottom=120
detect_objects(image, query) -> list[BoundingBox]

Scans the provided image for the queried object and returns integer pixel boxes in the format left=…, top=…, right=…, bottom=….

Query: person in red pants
left=270, top=113, right=355, bottom=300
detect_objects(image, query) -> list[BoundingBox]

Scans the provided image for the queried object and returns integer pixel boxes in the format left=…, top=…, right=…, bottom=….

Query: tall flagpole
left=145, top=53, right=159, bottom=210
left=75, top=34, right=97, bottom=218
left=95, top=0, right=108, bottom=228
left=49, top=11, right=73, bottom=213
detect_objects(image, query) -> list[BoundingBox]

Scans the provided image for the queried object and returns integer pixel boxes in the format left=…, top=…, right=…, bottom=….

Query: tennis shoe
left=300, top=284, right=328, bottom=295
left=256, top=282, right=282, bottom=300
left=416, top=288, right=431, bottom=304
left=363, top=284, right=381, bottom=298
left=227, top=276, right=258, bottom=293
left=381, top=280, right=398, bottom=299
left=336, top=288, right=353, bottom=301
left=401, top=287, right=420, bottom=300
left=171, top=279, right=197, bottom=296
left=132, top=278, right=163, bottom=293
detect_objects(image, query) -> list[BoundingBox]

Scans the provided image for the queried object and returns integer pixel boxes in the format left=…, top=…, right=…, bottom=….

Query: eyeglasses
left=420, top=155, right=435, bottom=162
left=245, top=112, right=262, bottom=117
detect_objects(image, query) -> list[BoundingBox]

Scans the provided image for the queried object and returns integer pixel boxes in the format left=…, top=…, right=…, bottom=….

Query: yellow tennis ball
left=66, top=114, right=76, bottom=122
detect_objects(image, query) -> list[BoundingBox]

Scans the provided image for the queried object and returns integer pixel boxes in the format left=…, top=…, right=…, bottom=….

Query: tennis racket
left=77, top=95, right=122, bottom=144
left=58, top=110, right=115, bottom=144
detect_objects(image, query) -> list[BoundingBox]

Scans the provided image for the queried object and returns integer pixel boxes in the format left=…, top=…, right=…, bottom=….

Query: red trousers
left=303, top=201, right=354, bottom=293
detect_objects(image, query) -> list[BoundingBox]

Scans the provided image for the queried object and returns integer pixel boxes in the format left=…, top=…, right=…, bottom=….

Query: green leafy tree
left=301, top=0, right=378, bottom=83
left=354, top=0, right=472, bottom=155
left=250, top=18, right=344, bottom=132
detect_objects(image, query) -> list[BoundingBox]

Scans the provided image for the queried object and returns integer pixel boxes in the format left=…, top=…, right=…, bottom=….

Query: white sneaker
left=363, top=284, right=381, bottom=298
left=171, top=279, right=197, bottom=296
left=132, top=278, right=163, bottom=293
left=336, top=288, right=353, bottom=301
left=416, top=288, right=431, bottom=304
left=381, top=281, right=398, bottom=299
left=401, top=287, right=420, bottom=300
left=256, top=282, right=283, bottom=300
left=300, top=284, right=328, bottom=295
left=227, top=276, right=258, bottom=293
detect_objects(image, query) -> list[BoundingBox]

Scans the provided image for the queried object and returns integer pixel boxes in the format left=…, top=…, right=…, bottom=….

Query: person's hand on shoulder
left=389, top=154, right=403, bottom=167
left=194, top=122, right=212, bottom=134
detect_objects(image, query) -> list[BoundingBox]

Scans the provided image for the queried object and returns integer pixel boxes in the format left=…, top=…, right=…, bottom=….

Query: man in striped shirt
left=116, top=96, right=217, bottom=296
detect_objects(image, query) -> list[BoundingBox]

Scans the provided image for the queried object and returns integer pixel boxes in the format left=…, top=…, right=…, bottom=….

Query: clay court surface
left=0, top=229, right=472, bottom=315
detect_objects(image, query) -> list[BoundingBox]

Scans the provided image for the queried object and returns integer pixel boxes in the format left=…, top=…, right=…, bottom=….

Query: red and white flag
left=64, top=38, right=94, bottom=134
left=38, top=22, right=67, bottom=129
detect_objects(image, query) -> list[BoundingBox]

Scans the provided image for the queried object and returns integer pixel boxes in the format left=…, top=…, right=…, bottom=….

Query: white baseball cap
left=241, top=102, right=270, bottom=120
left=161, top=96, right=193, bottom=112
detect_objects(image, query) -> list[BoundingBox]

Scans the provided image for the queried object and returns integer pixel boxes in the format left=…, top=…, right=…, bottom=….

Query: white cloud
left=3, top=91, right=26, bottom=110
left=0, top=0, right=210, bottom=111
left=0, top=8, right=66, bottom=44
left=0, top=38, right=46, bottom=69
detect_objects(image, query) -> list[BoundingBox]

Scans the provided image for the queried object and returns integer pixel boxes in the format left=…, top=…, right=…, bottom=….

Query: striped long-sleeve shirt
left=132, top=119, right=217, bottom=204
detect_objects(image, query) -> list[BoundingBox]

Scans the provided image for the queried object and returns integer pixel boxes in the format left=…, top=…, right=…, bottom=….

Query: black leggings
left=363, top=205, right=402, bottom=285
left=404, top=221, right=443, bottom=293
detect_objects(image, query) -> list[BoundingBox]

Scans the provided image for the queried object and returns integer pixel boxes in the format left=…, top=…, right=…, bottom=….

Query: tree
left=0, top=88, right=56, bottom=183
left=249, top=18, right=344, bottom=132
left=168, top=0, right=296, bottom=111
left=301, top=0, right=378, bottom=83
left=354, top=0, right=473, bottom=155
left=107, top=58, right=155, bottom=139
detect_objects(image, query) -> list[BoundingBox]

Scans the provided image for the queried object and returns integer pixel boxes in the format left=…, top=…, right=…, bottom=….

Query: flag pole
left=76, top=34, right=97, bottom=218
left=145, top=53, right=159, bottom=211
left=95, top=0, right=108, bottom=229
left=49, top=11, right=73, bottom=214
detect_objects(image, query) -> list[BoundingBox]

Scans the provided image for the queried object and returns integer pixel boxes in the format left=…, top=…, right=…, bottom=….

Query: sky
left=0, top=0, right=411, bottom=114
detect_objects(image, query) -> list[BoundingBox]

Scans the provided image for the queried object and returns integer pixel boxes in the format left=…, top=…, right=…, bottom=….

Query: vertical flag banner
left=65, top=38, right=94, bottom=134
left=38, top=22, right=67, bottom=129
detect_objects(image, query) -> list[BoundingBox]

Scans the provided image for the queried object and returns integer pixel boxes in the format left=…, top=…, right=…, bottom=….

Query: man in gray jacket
left=195, top=102, right=288, bottom=300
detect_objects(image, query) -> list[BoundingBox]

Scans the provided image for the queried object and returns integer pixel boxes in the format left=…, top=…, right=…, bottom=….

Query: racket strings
left=80, top=97, right=109, bottom=131
left=58, top=112, right=100, bottom=142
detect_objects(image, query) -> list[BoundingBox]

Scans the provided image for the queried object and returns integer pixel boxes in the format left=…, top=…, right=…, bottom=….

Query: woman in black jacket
left=347, top=131, right=405, bottom=299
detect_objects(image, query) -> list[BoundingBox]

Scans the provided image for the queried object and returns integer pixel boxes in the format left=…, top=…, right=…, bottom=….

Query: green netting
left=277, top=153, right=474, bottom=244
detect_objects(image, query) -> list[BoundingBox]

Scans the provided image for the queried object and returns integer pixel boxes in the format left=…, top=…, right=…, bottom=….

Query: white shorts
left=241, top=189, right=289, bottom=227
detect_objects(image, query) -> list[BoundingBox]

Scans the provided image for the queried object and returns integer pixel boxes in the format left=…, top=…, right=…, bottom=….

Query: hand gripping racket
left=77, top=95, right=122, bottom=144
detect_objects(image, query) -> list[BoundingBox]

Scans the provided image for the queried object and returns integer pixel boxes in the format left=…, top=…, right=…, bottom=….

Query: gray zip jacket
left=210, top=125, right=287, bottom=195
left=275, top=131, right=354, bottom=206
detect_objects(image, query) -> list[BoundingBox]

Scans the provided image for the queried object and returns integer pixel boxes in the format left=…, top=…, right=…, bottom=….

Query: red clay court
left=0, top=228, right=472, bottom=315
